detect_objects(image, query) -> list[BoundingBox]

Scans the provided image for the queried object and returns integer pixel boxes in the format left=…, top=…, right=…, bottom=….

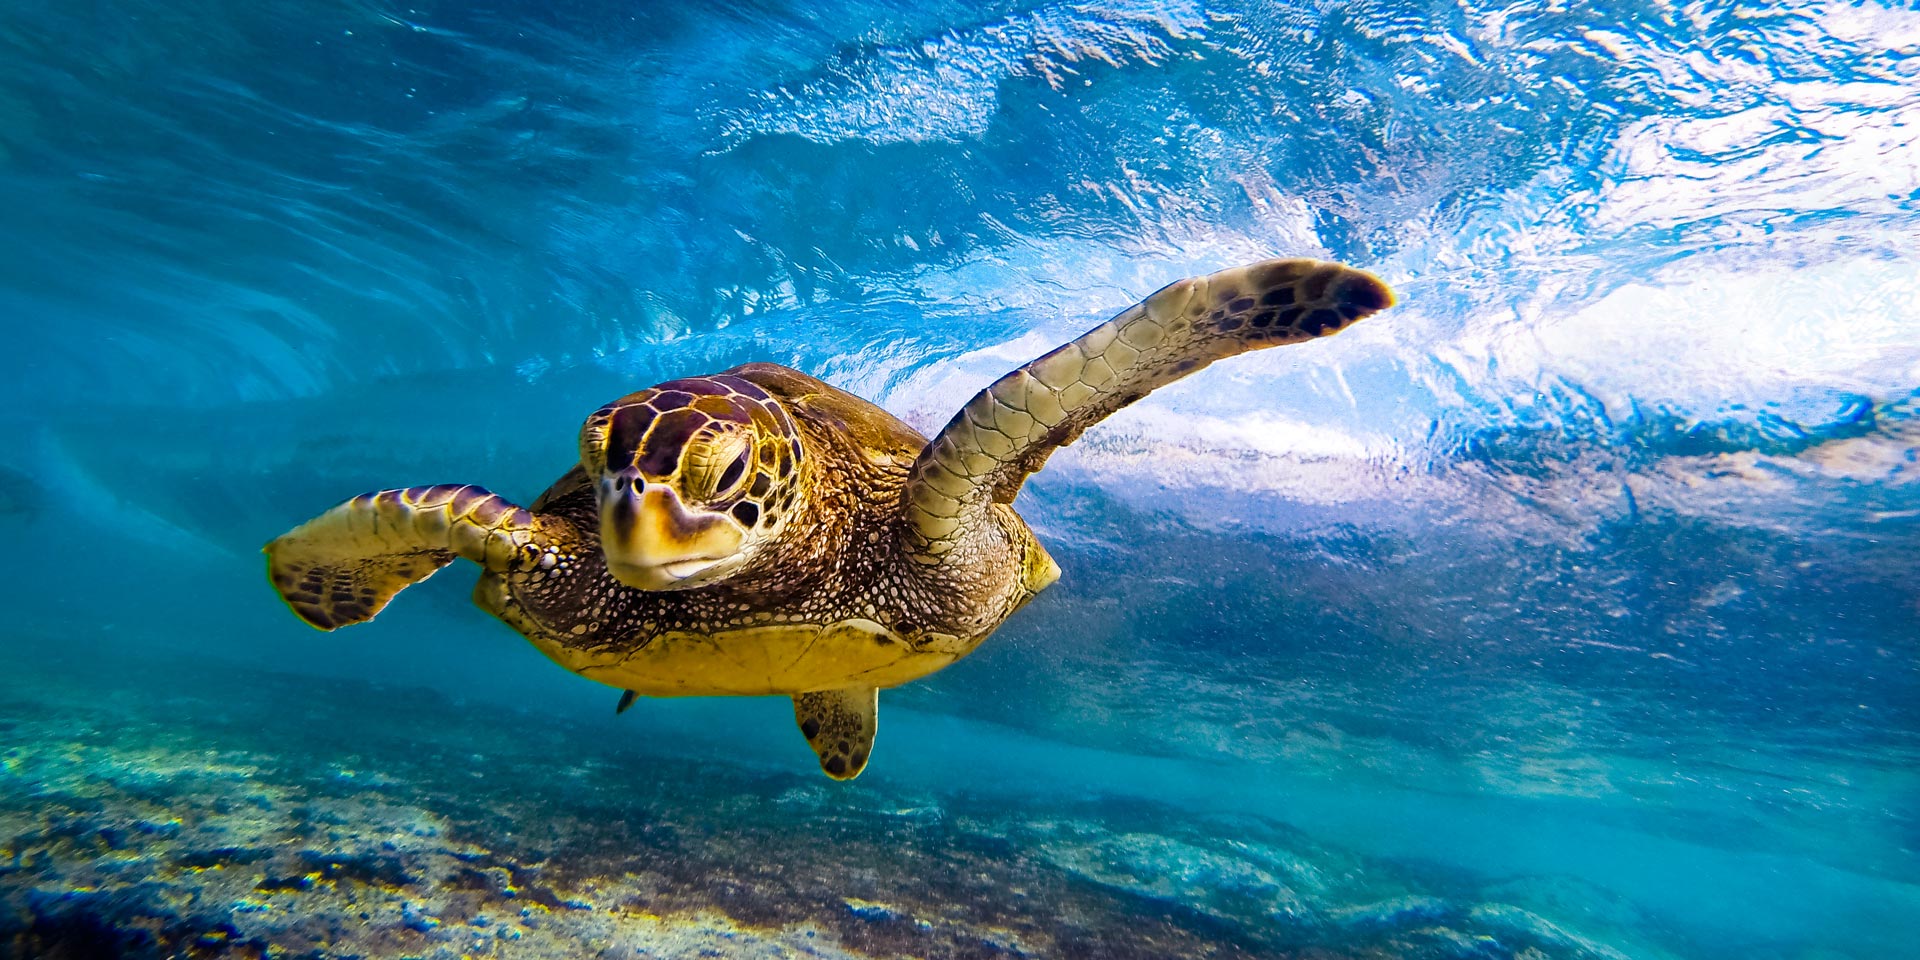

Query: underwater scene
left=2, top=0, right=1917, bottom=957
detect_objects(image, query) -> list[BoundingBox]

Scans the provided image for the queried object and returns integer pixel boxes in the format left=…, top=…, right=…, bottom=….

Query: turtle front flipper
left=266, top=484, right=563, bottom=631
left=901, top=258, right=1394, bottom=559
left=793, top=687, right=878, bottom=781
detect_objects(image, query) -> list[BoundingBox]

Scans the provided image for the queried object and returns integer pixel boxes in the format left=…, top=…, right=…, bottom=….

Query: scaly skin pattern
left=266, top=486, right=554, bottom=630
left=576, top=370, right=807, bottom=559
left=472, top=363, right=1054, bottom=697
left=903, top=257, right=1394, bottom=558
left=266, top=258, right=1396, bottom=776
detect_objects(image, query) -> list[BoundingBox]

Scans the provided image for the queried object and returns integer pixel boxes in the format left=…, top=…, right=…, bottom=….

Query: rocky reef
left=0, top=649, right=1658, bottom=960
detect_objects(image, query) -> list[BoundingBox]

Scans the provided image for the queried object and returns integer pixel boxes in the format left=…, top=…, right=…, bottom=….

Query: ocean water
left=2, top=0, right=1916, bottom=957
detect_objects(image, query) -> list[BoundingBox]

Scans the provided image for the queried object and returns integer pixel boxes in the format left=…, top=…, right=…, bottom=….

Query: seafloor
left=0, top=647, right=1652, bottom=960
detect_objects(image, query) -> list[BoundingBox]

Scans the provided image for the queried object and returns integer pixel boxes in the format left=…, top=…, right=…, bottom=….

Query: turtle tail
left=265, top=484, right=543, bottom=631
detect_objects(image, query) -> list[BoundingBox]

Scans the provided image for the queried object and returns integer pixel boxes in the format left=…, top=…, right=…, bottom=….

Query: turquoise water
left=2, top=1, right=1917, bottom=958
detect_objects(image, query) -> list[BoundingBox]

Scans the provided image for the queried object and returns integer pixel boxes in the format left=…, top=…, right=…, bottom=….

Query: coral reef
left=0, top=652, right=1650, bottom=960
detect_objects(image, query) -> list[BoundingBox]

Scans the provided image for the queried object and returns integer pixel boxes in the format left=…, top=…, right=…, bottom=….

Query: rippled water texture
left=1, top=1, right=1916, bottom=958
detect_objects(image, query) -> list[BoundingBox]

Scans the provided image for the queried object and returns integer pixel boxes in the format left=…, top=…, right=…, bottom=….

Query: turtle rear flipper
left=793, top=687, right=878, bottom=781
left=265, top=484, right=555, bottom=630
left=901, top=258, right=1394, bottom=559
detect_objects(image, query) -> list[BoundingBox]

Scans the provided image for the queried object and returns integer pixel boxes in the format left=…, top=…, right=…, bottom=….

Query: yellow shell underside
left=525, top=620, right=970, bottom=697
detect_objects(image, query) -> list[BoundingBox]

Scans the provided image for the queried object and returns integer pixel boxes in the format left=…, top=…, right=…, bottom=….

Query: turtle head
left=579, top=375, right=807, bottom=591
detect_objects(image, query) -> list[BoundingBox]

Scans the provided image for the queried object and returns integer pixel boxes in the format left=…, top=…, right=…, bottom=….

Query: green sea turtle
left=266, top=258, right=1395, bottom=779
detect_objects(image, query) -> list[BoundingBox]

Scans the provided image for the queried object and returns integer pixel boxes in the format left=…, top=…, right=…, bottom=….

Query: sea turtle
left=266, top=258, right=1395, bottom=779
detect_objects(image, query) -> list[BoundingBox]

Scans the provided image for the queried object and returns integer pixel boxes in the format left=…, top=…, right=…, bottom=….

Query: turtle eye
left=682, top=434, right=752, bottom=503
left=716, top=449, right=749, bottom=497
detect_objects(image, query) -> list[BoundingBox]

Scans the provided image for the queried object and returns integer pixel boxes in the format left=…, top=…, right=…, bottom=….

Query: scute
left=266, top=258, right=1395, bottom=782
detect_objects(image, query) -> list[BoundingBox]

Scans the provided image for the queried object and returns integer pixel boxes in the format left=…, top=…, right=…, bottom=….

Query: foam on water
left=1, top=1, right=1916, bottom=958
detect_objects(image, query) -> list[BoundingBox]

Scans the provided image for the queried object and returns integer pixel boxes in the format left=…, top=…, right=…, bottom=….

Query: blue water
left=2, top=1, right=1917, bottom=958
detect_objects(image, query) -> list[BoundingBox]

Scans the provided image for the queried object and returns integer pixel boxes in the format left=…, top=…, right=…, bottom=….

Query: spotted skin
left=468, top=365, right=1034, bottom=676
left=794, top=687, right=878, bottom=780
left=903, top=258, right=1394, bottom=559
left=579, top=374, right=805, bottom=537
left=266, top=485, right=556, bottom=631
left=264, top=259, right=1397, bottom=780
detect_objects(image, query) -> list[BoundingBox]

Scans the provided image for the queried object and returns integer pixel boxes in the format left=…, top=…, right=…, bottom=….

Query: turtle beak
left=598, top=477, right=743, bottom=591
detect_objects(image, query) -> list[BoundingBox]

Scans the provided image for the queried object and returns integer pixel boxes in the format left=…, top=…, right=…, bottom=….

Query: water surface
left=1, top=1, right=1916, bottom=958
